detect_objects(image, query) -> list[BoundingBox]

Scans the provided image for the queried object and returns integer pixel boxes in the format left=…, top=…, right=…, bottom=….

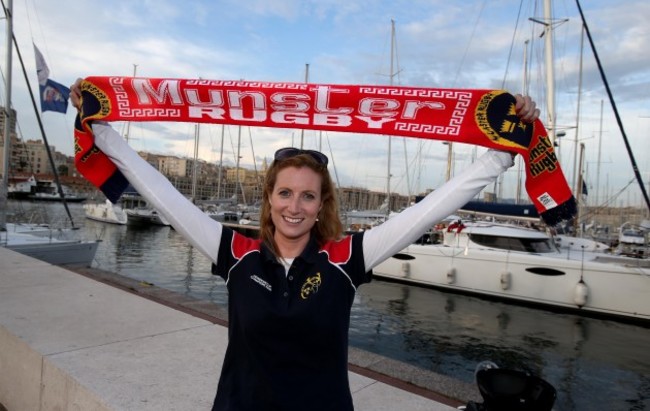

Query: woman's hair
left=259, top=153, right=343, bottom=256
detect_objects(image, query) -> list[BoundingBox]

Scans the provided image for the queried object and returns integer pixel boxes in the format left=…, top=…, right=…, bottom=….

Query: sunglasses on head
left=274, top=147, right=329, bottom=166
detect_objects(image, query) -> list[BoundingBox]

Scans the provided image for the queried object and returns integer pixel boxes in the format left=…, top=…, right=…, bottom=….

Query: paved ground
left=1, top=245, right=481, bottom=410
left=69, top=265, right=480, bottom=408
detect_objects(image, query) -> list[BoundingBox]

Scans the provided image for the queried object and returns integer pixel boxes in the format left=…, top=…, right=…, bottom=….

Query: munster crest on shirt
left=300, top=273, right=322, bottom=300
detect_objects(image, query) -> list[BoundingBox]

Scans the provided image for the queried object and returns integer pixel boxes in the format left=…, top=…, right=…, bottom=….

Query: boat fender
left=446, top=267, right=456, bottom=284
left=401, top=262, right=410, bottom=278
left=573, top=281, right=589, bottom=307
left=500, top=271, right=511, bottom=290
left=447, top=220, right=465, bottom=233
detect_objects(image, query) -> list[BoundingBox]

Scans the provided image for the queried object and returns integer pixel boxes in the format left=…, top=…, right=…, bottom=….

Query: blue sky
left=3, top=0, right=650, bottom=207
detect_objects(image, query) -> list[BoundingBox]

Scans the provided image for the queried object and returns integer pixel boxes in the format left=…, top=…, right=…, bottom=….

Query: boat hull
left=125, top=207, right=170, bottom=226
left=4, top=235, right=99, bottom=267
left=373, top=243, right=650, bottom=323
left=28, top=193, right=88, bottom=202
left=84, top=202, right=128, bottom=225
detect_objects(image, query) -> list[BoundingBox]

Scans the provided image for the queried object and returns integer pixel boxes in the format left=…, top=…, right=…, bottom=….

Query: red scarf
left=74, top=76, right=576, bottom=226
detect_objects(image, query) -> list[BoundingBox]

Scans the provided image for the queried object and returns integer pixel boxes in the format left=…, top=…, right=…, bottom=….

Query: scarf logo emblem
left=476, top=91, right=560, bottom=179
left=80, top=81, right=112, bottom=120
left=300, top=273, right=321, bottom=300
left=475, top=90, right=533, bottom=150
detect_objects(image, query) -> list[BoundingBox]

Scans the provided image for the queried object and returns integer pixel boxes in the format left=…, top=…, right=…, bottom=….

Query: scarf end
left=99, top=171, right=130, bottom=203
left=539, top=196, right=577, bottom=227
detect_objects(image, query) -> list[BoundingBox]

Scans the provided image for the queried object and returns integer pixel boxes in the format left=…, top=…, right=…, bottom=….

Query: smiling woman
left=69, top=75, right=542, bottom=410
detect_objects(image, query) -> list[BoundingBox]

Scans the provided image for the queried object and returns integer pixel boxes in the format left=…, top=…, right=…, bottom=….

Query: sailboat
left=2, top=222, right=100, bottom=266
left=0, top=3, right=99, bottom=266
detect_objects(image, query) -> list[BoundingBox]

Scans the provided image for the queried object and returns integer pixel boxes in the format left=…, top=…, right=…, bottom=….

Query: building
left=22, top=139, right=56, bottom=175
left=0, top=107, right=20, bottom=176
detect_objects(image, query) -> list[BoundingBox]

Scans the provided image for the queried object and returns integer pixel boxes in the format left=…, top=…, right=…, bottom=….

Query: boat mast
left=530, top=1, right=564, bottom=149
left=385, top=20, right=395, bottom=216
left=123, top=64, right=137, bottom=144
left=299, top=63, right=308, bottom=149
left=516, top=39, right=530, bottom=205
left=235, top=125, right=245, bottom=205
left=191, top=123, right=199, bottom=201
left=543, top=0, right=557, bottom=148
left=575, top=142, right=585, bottom=235
left=571, top=26, right=585, bottom=239
left=595, top=99, right=603, bottom=206
left=216, top=124, right=224, bottom=199
left=191, top=75, right=202, bottom=202
left=572, top=27, right=585, bottom=196
left=0, top=0, right=13, bottom=231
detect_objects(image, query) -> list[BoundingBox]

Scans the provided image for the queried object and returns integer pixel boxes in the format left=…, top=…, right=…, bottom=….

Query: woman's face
left=270, top=166, right=322, bottom=249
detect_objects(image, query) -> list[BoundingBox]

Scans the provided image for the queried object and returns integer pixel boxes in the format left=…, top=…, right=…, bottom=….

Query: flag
left=34, top=44, right=70, bottom=113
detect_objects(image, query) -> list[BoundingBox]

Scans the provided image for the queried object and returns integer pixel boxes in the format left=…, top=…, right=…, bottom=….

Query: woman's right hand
left=70, top=78, right=83, bottom=111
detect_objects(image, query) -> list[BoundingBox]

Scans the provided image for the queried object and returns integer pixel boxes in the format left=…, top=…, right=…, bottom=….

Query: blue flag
left=34, top=44, right=70, bottom=113
left=40, top=78, right=71, bottom=113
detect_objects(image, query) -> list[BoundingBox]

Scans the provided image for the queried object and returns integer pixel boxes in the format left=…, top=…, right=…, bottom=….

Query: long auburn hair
left=259, top=154, right=343, bottom=256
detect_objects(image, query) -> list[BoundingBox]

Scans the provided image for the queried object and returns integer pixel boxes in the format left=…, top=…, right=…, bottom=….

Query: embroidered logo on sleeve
left=300, top=273, right=322, bottom=300
left=250, top=275, right=272, bottom=292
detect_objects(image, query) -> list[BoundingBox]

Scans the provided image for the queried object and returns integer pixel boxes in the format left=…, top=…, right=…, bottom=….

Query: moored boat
left=29, top=191, right=88, bottom=202
left=614, top=221, right=649, bottom=259
left=84, top=200, right=128, bottom=225
left=125, top=207, right=171, bottom=226
left=372, top=219, right=650, bottom=324
left=2, top=223, right=99, bottom=267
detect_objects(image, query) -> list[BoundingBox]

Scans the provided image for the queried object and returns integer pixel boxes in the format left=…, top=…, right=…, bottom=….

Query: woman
left=71, top=81, right=538, bottom=410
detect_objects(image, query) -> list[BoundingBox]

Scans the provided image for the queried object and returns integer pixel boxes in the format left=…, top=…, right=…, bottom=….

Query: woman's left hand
left=514, top=94, right=540, bottom=123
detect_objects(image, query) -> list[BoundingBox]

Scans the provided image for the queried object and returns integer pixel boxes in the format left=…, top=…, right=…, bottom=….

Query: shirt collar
left=260, top=234, right=320, bottom=265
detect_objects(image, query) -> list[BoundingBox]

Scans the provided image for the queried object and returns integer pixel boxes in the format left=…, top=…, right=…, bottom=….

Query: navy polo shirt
left=211, top=226, right=370, bottom=411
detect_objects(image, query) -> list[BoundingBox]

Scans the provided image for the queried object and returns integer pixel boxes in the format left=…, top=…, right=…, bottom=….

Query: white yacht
left=372, top=219, right=650, bottom=324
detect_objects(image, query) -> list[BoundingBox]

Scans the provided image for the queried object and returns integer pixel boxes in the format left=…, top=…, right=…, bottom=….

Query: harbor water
left=7, top=201, right=650, bottom=411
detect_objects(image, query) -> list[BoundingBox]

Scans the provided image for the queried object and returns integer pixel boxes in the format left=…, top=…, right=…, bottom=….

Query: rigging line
left=9, top=30, right=75, bottom=227
left=228, top=125, right=236, bottom=164
left=580, top=177, right=636, bottom=213
left=247, top=126, right=261, bottom=189
left=501, top=0, right=526, bottom=89
left=25, top=0, right=57, bottom=81
left=574, top=0, right=650, bottom=213
left=324, top=132, right=341, bottom=192
left=23, top=0, right=60, bottom=104
left=452, top=0, right=487, bottom=88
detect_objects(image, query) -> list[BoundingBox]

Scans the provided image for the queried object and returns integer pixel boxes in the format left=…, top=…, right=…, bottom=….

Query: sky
left=2, top=0, right=649, bottom=208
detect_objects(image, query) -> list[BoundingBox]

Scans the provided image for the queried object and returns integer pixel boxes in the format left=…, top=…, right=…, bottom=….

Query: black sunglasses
left=274, top=147, right=329, bottom=166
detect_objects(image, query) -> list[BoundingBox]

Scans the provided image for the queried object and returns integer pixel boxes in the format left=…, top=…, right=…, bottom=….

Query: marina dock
left=0, top=246, right=477, bottom=410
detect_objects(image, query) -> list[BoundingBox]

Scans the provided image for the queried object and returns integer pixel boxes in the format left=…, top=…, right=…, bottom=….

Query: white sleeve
left=362, top=150, right=514, bottom=270
left=91, top=122, right=223, bottom=263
